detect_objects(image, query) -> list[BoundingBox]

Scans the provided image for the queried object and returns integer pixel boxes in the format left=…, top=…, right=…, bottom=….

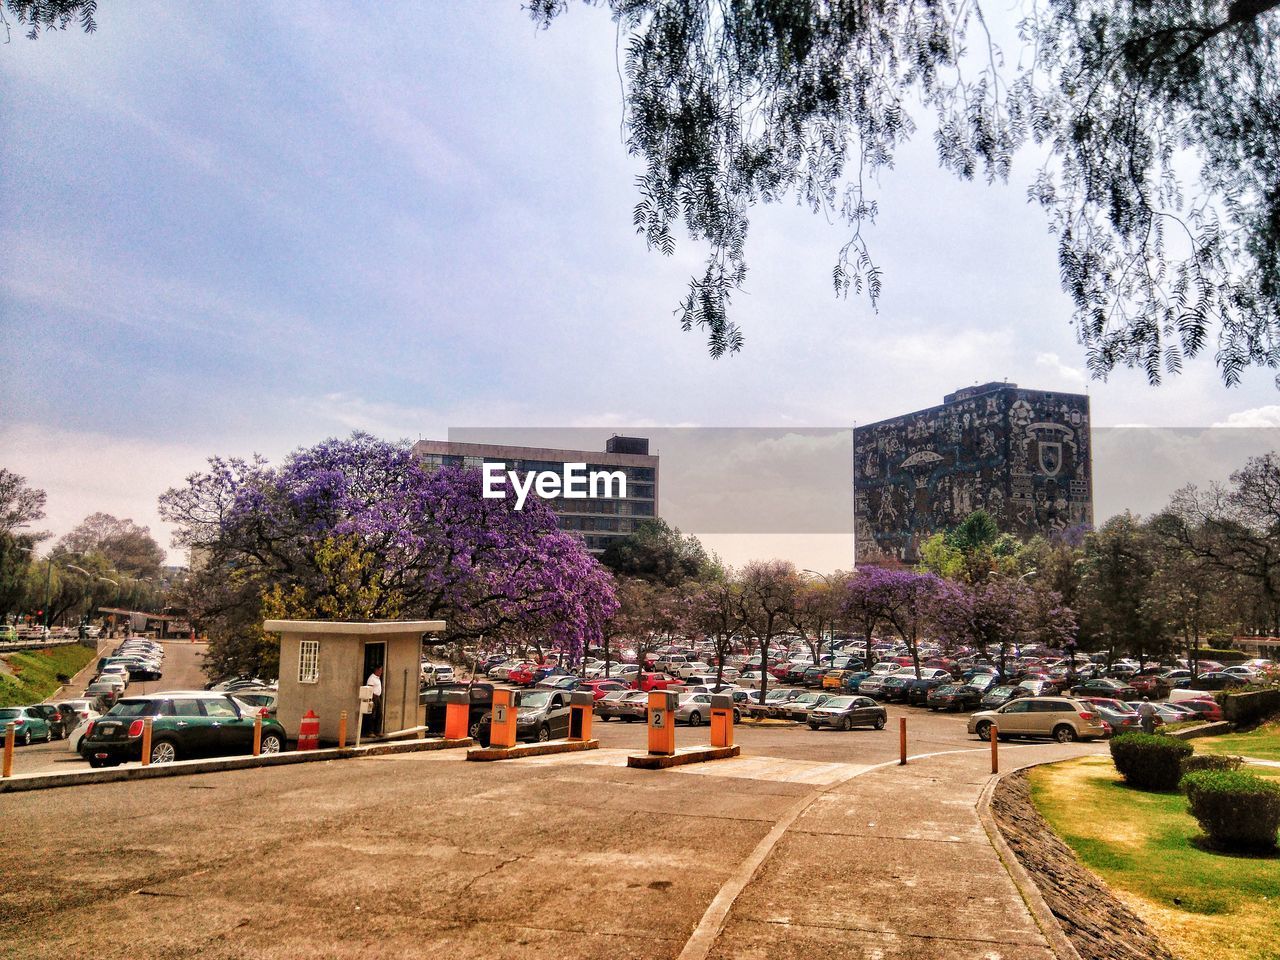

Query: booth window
left=298, top=640, right=320, bottom=683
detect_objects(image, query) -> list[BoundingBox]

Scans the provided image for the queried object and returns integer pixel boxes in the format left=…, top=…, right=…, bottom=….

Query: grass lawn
left=1029, top=755, right=1280, bottom=960
left=0, top=644, right=96, bottom=707
left=1194, top=723, right=1280, bottom=763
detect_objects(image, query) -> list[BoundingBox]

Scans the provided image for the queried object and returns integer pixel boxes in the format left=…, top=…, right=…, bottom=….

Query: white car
left=736, top=670, right=765, bottom=688
left=68, top=710, right=102, bottom=753
left=96, top=671, right=128, bottom=692
left=675, top=661, right=714, bottom=679
left=420, top=662, right=455, bottom=684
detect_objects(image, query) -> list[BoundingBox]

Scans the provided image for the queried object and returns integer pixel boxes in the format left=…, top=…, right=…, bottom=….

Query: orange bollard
left=253, top=714, right=262, bottom=756
left=710, top=694, right=734, bottom=748
left=2, top=722, right=14, bottom=778
left=568, top=691, right=593, bottom=741
left=338, top=710, right=348, bottom=748
left=899, top=716, right=907, bottom=766
left=444, top=692, right=470, bottom=740
left=647, top=690, right=677, bottom=756
left=141, top=717, right=153, bottom=766
left=489, top=688, right=518, bottom=749
left=991, top=723, right=999, bottom=774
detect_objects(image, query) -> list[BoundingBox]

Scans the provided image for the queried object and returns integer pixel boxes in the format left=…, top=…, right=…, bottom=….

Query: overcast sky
left=4, top=2, right=1280, bottom=568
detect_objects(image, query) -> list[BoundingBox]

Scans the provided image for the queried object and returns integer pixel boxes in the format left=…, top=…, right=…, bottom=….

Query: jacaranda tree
left=160, top=433, right=617, bottom=679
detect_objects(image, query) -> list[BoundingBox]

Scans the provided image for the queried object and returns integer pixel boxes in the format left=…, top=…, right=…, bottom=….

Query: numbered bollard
left=444, top=691, right=470, bottom=740
left=338, top=710, right=348, bottom=749
left=489, top=688, right=518, bottom=749
left=647, top=690, right=678, bottom=756
left=899, top=716, right=907, bottom=766
left=141, top=717, right=153, bottom=766
left=568, top=691, right=593, bottom=741
left=991, top=723, right=999, bottom=774
left=253, top=714, right=263, bottom=756
left=2, top=721, right=14, bottom=778
left=710, top=694, right=734, bottom=748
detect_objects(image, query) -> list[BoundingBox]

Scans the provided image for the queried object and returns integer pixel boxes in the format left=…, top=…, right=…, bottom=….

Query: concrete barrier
left=0, top=736, right=473, bottom=794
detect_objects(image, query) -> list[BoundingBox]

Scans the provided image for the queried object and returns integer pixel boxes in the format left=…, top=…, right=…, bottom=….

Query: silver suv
left=967, top=696, right=1106, bottom=743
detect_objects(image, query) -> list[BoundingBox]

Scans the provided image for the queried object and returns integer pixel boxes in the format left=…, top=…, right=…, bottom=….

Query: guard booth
left=267, top=620, right=446, bottom=744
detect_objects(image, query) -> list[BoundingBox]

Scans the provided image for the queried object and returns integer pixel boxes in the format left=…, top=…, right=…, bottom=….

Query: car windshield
left=516, top=692, right=550, bottom=708
left=823, top=697, right=855, bottom=709
left=794, top=693, right=820, bottom=704
left=990, top=686, right=1015, bottom=696
left=936, top=685, right=959, bottom=694
left=765, top=690, right=792, bottom=701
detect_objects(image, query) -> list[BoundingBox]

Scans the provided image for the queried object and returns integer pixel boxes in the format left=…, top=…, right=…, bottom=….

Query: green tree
left=599, top=518, right=718, bottom=586
left=1076, top=513, right=1165, bottom=664
left=0, top=469, right=48, bottom=620
left=532, top=1, right=1280, bottom=386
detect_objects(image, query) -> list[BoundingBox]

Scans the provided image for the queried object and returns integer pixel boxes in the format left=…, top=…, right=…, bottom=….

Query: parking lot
left=0, top=704, right=1103, bottom=960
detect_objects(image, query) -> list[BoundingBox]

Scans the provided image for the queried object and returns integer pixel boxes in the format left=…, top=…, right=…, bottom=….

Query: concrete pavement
left=0, top=714, right=1105, bottom=960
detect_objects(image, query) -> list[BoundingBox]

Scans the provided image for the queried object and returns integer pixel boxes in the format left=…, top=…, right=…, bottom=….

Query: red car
left=580, top=679, right=629, bottom=700
left=637, top=672, right=685, bottom=692
left=506, top=665, right=540, bottom=686
left=1130, top=672, right=1171, bottom=696
left=1177, top=698, right=1224, bottom=722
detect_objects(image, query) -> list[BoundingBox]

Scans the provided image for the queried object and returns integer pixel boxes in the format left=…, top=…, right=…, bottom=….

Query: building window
left=298, top=640, right=320, bottom=684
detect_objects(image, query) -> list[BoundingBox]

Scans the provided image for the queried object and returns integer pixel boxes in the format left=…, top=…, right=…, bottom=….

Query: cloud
left=1035, top=352, right=1088, bottom=386
left=1213, top=406, right=1280, bottom=429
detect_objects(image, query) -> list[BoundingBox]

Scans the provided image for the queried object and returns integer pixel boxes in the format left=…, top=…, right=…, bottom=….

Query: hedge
left=1181, top=770, right=1280, bottom=851
left=1220, top=689, right=1280, bottom=725
left=1109, top=733, right=1193, bottom=791
left=1181, top=754, right=1243, bottom=775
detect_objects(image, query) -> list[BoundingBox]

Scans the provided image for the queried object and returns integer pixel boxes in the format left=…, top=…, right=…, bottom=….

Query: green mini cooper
left=80, top=692, right=288, bottom=766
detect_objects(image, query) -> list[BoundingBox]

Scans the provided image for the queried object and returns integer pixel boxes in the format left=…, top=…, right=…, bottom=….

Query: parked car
left=230, top=689, right=279, bottom=717
left=83, top=681, right=121, bottom=707
left=80, top=692, right=288, bottom=766
left=1016, top=678, right=1060, bottom=697
left=1190, top=672, right=1247, bottom=690
left=67, top=707, right=103, bottom=753
left=906, top=676, right=949, bottom=706
left=801, top=665, right=830, bottom=687
left=968, top=696, right=1107, bottom=743
left=599, top=690, right=649, bottom=722
left=1094, top=705, right=1145, bottom=735
left=926, top=684, right=984, bottom=712
left=674, top=693, right=740, bottom=726
left=0, top=625, right=17, bottom=642
left=807, top=696, right=887, bottom=731
left=783, top=691, right=835, bottom=722
left=636, top=672, right=686, bottom=692
left=1177, top=697, right=1224, bottom=722
left=879, top=676, right=915, bottom=703
left=580, top=679, right=629, bottom=700
left=1069, top=678, right=1139, bottom=700
left=1129, top=672, right=1171, bottom=697
left=857, top=675, right=890, bottom=698
left=29, top=703, right=69, bottom=739
left=0, top=706, right=53, bottom=745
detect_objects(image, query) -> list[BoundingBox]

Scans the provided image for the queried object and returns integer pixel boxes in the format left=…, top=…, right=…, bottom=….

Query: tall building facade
left=854, top=383, right=1092, bottom=562
left=412, top=435, right=658, bottom=554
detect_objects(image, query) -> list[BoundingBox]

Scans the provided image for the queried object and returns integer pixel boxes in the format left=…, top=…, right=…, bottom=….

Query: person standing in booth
left=364, top=665, right=384, bottom=737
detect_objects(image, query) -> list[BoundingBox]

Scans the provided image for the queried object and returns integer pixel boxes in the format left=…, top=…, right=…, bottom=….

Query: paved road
left=0, top=707, right=1104, bottom=960
left=8, top=639, right=210, bottom=776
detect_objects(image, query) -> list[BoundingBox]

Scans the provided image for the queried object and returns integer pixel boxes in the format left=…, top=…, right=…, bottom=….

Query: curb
left=466, top=738, right=599, bottom=761
left=977, top=758, right=1085, bottom=960
left=1166, top=720, right=1232, bottom=739
left=0, top=737, right=473, bottom=793
left=627, top=744, right=740, bottom=768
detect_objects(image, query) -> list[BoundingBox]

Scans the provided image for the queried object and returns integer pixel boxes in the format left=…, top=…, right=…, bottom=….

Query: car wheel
left=468, top=720, right=482, bottom=739
left=44, top=728, right=53, bottom=743
left=975, top=721, right=993, bottom=742
left=537, top=724, right=551, bottom=743
left=873, top=715, right=886, bottom=730
left=260, top=732, right=285, bottom=754
left=688, top=711, right=702, bottom=727
left=839, top=716, right=852, bottom=732
left=733, top=709, right=741, bottom=723
left=21, top=729, right=31, bottom=746
left=149, top=739, right=178, bottom=764
left=1053, top=725, right=1077, bottom=743
left=808, top=722, right=820, bottom=730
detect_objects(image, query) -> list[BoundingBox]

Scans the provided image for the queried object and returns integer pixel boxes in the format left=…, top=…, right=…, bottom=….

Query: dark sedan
left=807, top=696, right=887, bottom=731
left=1070, top=678, right=1139, bottom=700
left=29, top=703, right=70, bottom=739
left=879, top=676, right=915, bottom=703
left=906, top=676, right=948, bottom=706
left=927, top=684, right=984, bottom=711
left=980, top=685, right=1030, bottom=709
left=801, top=665, right=829, bottom=687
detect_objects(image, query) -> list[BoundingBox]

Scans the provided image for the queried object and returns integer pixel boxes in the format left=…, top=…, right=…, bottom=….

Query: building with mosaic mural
left=853, top=382, right=1093, bottom=563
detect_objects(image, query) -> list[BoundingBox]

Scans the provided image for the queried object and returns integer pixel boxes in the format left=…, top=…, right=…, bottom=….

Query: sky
left=3, top=2, right=1280, bottom=569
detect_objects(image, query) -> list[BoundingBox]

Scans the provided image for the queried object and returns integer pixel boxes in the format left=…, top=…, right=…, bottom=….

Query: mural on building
left=853, top=384, right=1093, bottom=562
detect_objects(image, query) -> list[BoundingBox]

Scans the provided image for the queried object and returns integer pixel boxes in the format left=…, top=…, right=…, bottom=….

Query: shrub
left=1180, top=770, right=1280, bottom=851
left=1181, top=754, right=1243, bottom=774
left=1109, top=733, right=1193, bottom=790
